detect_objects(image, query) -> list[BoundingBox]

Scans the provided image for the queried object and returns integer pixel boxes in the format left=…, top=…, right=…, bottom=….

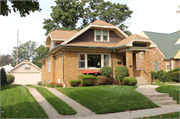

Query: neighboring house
left=0, top=64, right=13, bottom=74
left=8, top=60, right=41, bottom=84
left=39, top=20, right=157, bottom=87
left=136, top=31, right=180, bottom=72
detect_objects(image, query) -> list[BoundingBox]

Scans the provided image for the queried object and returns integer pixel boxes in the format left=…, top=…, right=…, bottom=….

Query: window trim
left=94, top=30, right=109, bottom=42
left=166, top=60, right=170, bottom=71
left=78, top=53, right=110, bottom=69
left=78, top=53, right=86, bottom=69
left=140, top=52, right=144, bottom=59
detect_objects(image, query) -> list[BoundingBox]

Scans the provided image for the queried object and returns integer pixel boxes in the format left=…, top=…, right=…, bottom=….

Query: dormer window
left=95, top=30, right=109, bottom=42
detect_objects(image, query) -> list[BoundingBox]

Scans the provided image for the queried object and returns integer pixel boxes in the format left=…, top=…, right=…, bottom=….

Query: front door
left=123, top=55, right=126, bottom=66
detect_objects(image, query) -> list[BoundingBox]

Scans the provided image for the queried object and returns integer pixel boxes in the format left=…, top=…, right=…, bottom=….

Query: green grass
left=156, top=85, right=180, bottom=104
left=1, top=84, right=48, bottom=118
left=27, top=85, right=77, bottom=115
left=57, top=85, right=159, bottom=114
left=136, top=112, right=180, bottom=118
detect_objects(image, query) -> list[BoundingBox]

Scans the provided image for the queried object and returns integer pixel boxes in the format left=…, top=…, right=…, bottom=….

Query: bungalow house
left=39, top=20, right=157, bottom=87
left=136, top=31, right=180, bottom=72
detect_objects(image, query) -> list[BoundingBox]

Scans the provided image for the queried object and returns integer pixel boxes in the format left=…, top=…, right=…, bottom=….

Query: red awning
left=81, top=70, right=100, bottom=74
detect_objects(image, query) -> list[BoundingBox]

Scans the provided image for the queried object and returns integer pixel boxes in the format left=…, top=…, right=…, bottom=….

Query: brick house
left=136, top=31, right=180, bottom=72
left=39, top=20, right=157, bottom=87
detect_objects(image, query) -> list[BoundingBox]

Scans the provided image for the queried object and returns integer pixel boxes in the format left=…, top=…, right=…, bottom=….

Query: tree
left=1, top=0, right=41, bottom=17
left=33, top=45, right=49, bottom=68
left=43, top=0, right=133, bottom=36
left=0, top=55, right=13, bottom=66
left=12, top=40, right=37, bottom=66
left=1, top=68, right=7, bottom=85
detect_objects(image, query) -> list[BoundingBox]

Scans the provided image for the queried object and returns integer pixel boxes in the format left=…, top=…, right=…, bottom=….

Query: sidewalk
left=26, top=85, right=180, bottom=119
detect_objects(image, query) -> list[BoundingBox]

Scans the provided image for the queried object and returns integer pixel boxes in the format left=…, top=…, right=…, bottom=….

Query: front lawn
left=137, top=111, right=180, bottom=118
left=27, top=85, right=77, bottom=115
left=1, top=85, right=48, bottom=118
left=156, top=85, right=180, bottom=104
left=57, top=85, right=158, bottom=114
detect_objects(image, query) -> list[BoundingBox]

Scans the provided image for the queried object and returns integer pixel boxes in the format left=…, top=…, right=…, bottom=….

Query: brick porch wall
left=173, top=59, right=180, bottom=69
left=136, top=48, right=166, bottom=71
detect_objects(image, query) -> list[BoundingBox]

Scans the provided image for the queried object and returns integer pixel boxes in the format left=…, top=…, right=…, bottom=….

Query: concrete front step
left=145, top=93, right=169, bottom=98
left=135, top=76, right=150, bottom=85
left=150, top=97, right=173, bottom=102
left=155, top=100, right=177, bottom=106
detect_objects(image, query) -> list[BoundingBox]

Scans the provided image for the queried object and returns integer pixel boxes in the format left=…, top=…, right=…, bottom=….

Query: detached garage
left=8, top=60, right=41, bottom=84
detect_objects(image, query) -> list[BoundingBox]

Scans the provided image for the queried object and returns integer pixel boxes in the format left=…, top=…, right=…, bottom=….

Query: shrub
left=100, top=66, right=113, bottom=79
left=96, top=76, right=108, bottom=85
left=0, top=68, right=7, bottom=85
left=122, top=77, right=137, bottom=86
left=151, top=71, right=157, bottom=81
left=69, top=80, right=81, bottom=87
left=156, top=70, right=165, bottom=81
left=115, top=66, right=129, bottom=84
left=49, top=82, right=63, bottom=87
left=37, top=81, right=42, bottom=85
left=78, top=75, right=84, bottom=80
left=6, top=74, right=15, bottom=84
left=152, top=79, right=164, bottom=85
left=161, top=71, right=173, bottom=82
left=172, top=68, right=179, bottom=72
left=80, top=75, right=97, bottom=86
left=172, top=71, right=179, bottom=82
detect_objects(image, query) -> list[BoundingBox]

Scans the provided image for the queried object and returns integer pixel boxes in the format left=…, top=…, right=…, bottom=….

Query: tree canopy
left=12, top=40, right=37, bottom=66
left=33, top=45, right=49, bottom=68
left=0, top=55, right=13, bottom=66
left=43, top=0, right=133, bottom=36
left=1, top=0, right=41, bottom=17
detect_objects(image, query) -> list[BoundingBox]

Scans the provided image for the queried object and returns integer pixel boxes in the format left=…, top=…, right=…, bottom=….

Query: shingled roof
left=49, top=30, right=78, bottom=40
left=144, top=30, right=180, bottom=59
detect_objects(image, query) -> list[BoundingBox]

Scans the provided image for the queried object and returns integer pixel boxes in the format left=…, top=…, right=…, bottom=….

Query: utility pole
left=16, top=30, right=19, bottom=65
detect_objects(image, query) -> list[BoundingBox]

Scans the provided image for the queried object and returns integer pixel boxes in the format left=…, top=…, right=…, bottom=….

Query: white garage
left=8, top=60, right=41, bottom=84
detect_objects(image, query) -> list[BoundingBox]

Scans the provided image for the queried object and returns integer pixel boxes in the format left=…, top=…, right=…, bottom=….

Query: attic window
left=95, top=30, right=109, bottom=42
left=133, top=43, right=146, bottom=47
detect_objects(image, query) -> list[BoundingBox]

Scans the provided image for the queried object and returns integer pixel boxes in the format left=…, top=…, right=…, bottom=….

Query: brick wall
left=136, top=48, right=166, bottom=71
left=173, top=59, right=180, bottom=69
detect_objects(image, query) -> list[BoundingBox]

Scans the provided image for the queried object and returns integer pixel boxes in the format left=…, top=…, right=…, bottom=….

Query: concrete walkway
left=25, top=85, right=180, bottom=119
left=23, top=85, right=63, bottom=119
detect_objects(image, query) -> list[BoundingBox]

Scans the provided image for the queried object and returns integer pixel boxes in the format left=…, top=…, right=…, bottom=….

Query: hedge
left=172, top=71, right=179, bottom=82
left=96, top=76, right=108, bottom=85
left=151, top=71, right=157, bottom=81
left=79, top=75, right=97, bottom=86
left=6, top=74, right=15, bottom=84
left=69, top=80, right=81, bottom=87
left=122, top=77, right=137, bottom=86
left=100, top=66, right=113, bottom=78
left=49, top=82, right=63, bottom=87
left=115, top=65, right=129, bottom=83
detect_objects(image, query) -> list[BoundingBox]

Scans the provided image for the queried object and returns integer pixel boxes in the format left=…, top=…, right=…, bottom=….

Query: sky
left=0, top=0, right=179, bottom=55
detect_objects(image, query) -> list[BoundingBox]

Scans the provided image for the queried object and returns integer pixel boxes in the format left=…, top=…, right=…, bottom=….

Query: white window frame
left=47, top=59, right=51, bottom=72
left=78, top=53, right=86, bottom=69
left=166, top=61, right=170, bottom=71
left=78, top=53, right=110, bottom=69
left=140, top=52, right=144, bottom=59
left=103, top=54, right=110, bottom=66
left=94, top=30, right=109, bottom=42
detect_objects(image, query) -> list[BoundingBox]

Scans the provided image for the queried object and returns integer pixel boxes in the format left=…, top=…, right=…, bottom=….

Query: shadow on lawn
left=1, top=84, right=22, bottom=91
left=1, top=101, right=48, bottom=118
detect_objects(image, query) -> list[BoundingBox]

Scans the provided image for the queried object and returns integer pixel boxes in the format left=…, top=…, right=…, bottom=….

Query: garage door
left=12, top=73, right=40, bottom=84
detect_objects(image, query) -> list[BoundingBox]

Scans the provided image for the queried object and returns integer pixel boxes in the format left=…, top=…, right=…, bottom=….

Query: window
left=78, top=53, right=110, bottom=69
left=48, top=59, right=51, bottom=72
left=95, top=30, right=109, bottom=42
left=96, top=30, right=101, bottom=41
left=88, top=54, right=101, bottom=68
left=79, top=54, right=85, bottom=68
left=166, top=61, right=170, bottom=71
left=104, top=54, right=110, bottom=66
left=140, top=52, right=144, bottom=58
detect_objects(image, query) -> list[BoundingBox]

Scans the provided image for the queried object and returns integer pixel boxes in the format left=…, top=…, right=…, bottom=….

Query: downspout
left=111, top=49, right=115, bottom=83
left=56, top=48, right=66, bottom=87
left=62, top=51, right=66, bottom=87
